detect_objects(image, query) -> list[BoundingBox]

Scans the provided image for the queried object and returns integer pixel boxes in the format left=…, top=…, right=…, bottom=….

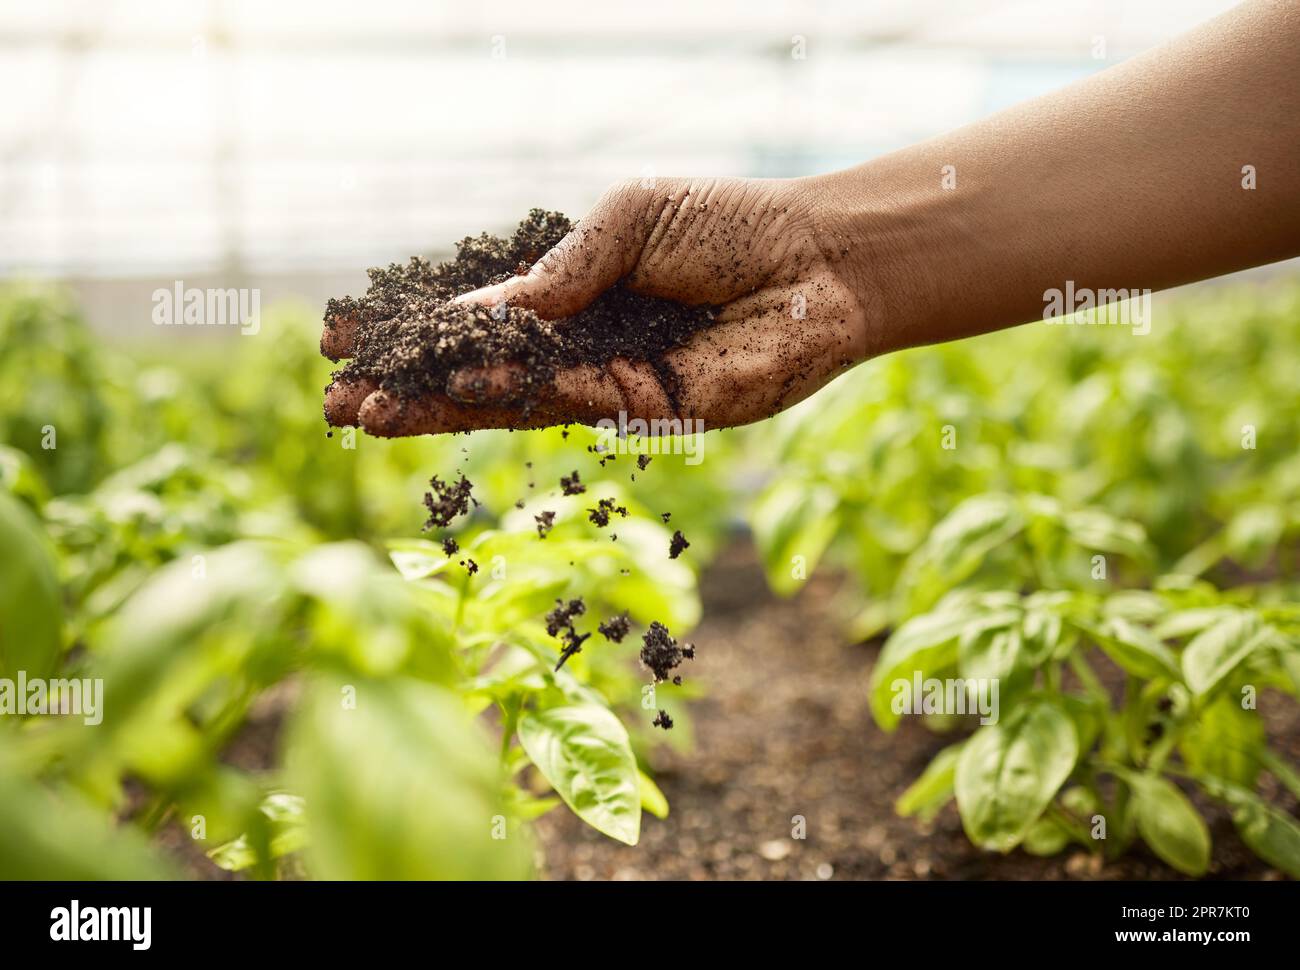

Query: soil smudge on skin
left=326, top=210, right=717, bottom=415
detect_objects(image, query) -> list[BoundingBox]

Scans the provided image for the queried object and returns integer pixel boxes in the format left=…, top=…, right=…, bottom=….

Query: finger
left=363, top=358, right=676, bottom=437
left=453, top=182, right=661, bottom=320
left=449, top=360, right=675, bottom=424
left=323, top=376, right=379, bottom=427
left=446, top=362, right=530, bottom=405
left=357, top=388, right=557, bottom=437
left=321, top=301, right=362, bottom=361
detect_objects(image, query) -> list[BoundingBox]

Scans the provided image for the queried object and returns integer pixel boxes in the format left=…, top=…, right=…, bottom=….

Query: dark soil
left=535, top=540, right=1300, bottom=881
left=534, top=510, right=556, bottom=538
left=668, top=530, right=690, bottom=559
left=423, top=474, right=476, bottom=529
left=587, top=497, right=627, bottom=529
left=325, top=210, right=716, bottom=411
left=545, top=598, right=586, bottom=637
left=546, top=597, right=591, bottom=671
left=639, top=621, right=695, bottom=685
left=598, top=612, right=632, bottom=643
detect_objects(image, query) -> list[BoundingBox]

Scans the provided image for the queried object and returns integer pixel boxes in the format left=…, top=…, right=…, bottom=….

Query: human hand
left=321, top=176, right=876, bottom=436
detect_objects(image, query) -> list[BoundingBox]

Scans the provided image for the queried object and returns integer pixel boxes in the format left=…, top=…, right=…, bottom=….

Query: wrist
left=802, top=162, right=969, bottom=360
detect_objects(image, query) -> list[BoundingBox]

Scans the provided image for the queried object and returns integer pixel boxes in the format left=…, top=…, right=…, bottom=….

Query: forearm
left=817, top=0, right=1300, bottom=355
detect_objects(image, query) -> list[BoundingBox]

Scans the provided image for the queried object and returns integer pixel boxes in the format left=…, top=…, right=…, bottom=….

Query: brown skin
left=323, top=0, right=1300, bottom=438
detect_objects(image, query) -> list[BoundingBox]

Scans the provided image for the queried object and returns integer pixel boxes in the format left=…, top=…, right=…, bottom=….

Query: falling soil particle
left=441, top=537, right=459, bottom=556
left=546, top=598, right=590, bottom=671
left=652, top=710, right=675, bottom=731
left=423, top=474, right=477, bottom=529
left=598, top=612, right=632, bottom=643
left=325, top=210, right=717, bottom=416
left=637, top=455, right=652, bottom=471
left=560, top=471, right=585, bottom=495
left=669, top=530, right=690, bottom=559
left=640, top=621, right=695, bottom=684
left=587, top=497, right=628, bottom=528
left=534, top=510, right=556, bottom=538
left=555, top=630, right=591, bottom=671
left=545, top=598, right=586, bottom=637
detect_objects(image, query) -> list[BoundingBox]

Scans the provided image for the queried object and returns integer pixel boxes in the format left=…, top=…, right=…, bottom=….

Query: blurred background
left=3, top=1, right=1299, bottom=883
left=0, top=0, right=1276, bottom=330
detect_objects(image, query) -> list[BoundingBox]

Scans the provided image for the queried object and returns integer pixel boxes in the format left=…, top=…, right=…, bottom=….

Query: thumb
left=453, top=184, right=652, bottom=319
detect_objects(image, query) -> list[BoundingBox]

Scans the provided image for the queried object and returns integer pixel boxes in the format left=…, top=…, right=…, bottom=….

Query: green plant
left=872, top=520, right=1300, bottom=876
left=744, top=282, right=1300, bottom=876
left=0, top=286, right=720, bottom=880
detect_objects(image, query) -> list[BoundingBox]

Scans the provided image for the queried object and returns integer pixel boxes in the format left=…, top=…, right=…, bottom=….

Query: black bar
left=0, top=880, right=1288, bottom=955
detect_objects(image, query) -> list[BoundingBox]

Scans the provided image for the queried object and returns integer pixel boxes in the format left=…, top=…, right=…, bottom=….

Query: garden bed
left=536, top=541, right=1300, bottom=880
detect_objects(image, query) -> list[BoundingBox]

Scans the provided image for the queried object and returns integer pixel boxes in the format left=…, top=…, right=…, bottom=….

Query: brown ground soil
left=535, top=540, right=1300, bottom=881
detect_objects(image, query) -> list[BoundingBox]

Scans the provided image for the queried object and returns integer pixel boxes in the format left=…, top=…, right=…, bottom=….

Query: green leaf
left=639, top=769, right=670, bottom=820
left=749, top=479, right=839, bottom=596
left=208, top=793, right=308, bottom=873
left=1024, top=786, right=1100, bottom=856
left=86, top=542, right=290, bottom=763
left=287, top=674, right=530, bottom=880
left=869, top=605, right=973, bottom=730
left=1081, top=616, right=1180, bottom=681
left=1223, top=505, right=1284, bottom=566
left=385, top=538, right=451, bottom=580
left=1023, top=814, right=1071, bottom=857
left=958, top=610, right=1025, bottom=686
left=1124, top=772, right=1211, bottom=876
left=1180, top=695, right=1264, bottom=788
left=1221, top=787, right=1300, bottom=878
left=1181, top=611, right=1266, bottom=697
left=0, top=490, right=63, bottom=680
left=1154, top=607, right=1236, bottom=641
left=0, top=444, right=50, bottom=507
left=1057, top=693, right=1105, bottom=755
left=897, top=494, right=1024, bottom=614
left=954, top=699, right=1078, bottom=852
left=517, top=703, right=641, bottom=845
left=0, top=751, right=174, bottom=879
left=1262, top=750, right=1300, bottom=802
left=293, top=542, right=457, bottom=679
left=1063, top=508, right=1151, bottom=562
left=896, top=742, right=963, bottom=822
